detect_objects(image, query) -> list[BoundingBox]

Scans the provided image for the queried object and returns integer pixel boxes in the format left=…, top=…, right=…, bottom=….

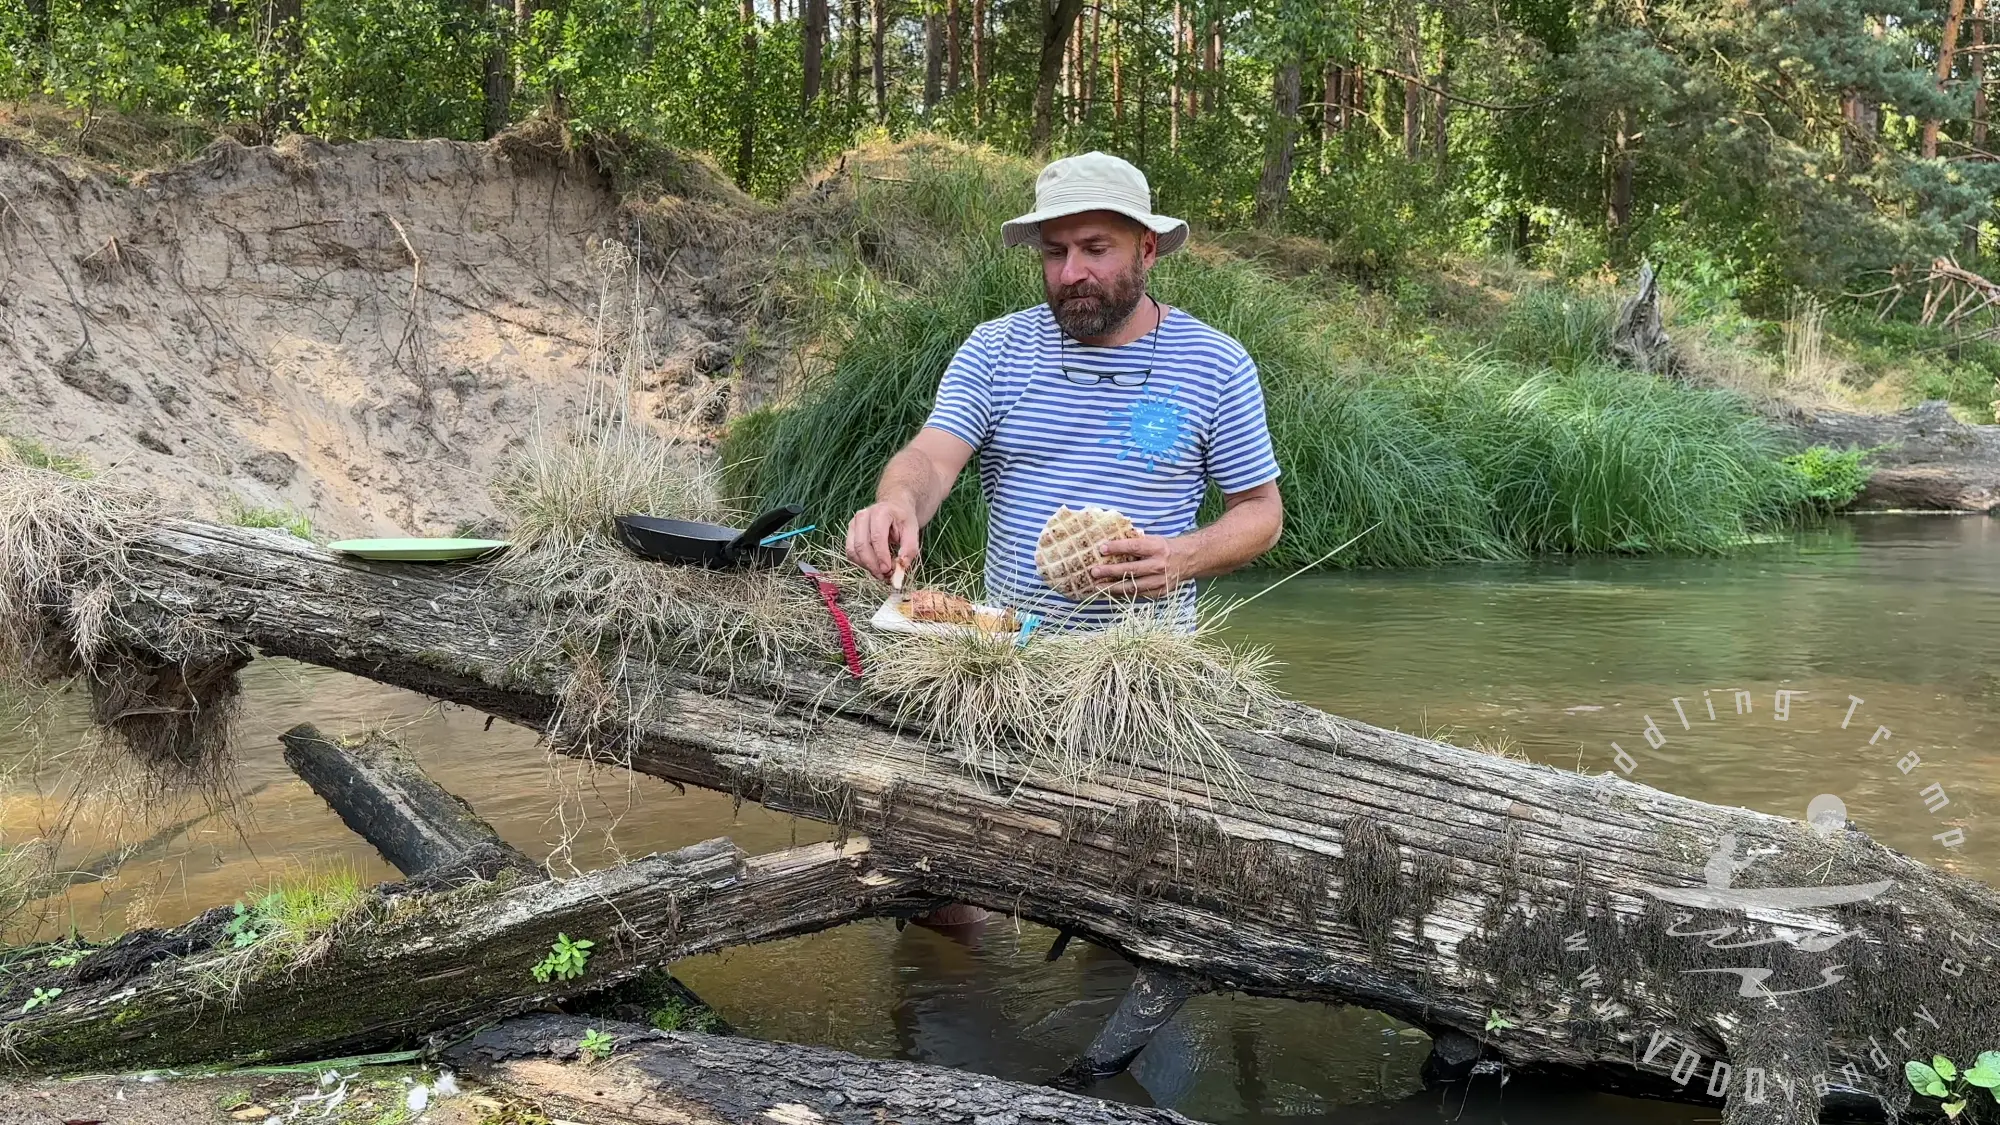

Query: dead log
left=1610, top=261, right=1674, bottom=375
left=1786, top=398, right=2000, bottom=511
left=279, top=722, right=542, bottom=883
left=0, top=836, right=927, bottom=1072
left=442, top=1014, right=1198, bottom=1124
left=51, top=522, right=2000, bottom=1124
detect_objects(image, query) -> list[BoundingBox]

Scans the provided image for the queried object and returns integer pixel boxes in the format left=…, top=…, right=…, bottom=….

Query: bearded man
left=845, top=152, right=1283, bottom=628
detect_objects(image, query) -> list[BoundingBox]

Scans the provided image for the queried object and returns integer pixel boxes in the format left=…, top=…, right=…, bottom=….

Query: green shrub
left=1782, top=445, right=1874, bottom=510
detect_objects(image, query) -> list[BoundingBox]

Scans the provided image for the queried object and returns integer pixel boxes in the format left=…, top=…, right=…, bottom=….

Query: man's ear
left=1139, top=228, right=1159, bottom=270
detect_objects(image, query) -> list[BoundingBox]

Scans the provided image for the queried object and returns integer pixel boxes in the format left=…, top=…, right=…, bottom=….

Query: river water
left=1, top=513, right=1992, bottom=1123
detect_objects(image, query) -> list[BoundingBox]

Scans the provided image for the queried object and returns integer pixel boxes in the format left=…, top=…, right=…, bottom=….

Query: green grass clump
left=1490, top=286, right=1613, bottom=373
left=227, top=502, right=314, bottom=541
left=1782, top=445, right=1875, bottom=510
left=3, top=436, right=92, bottom=479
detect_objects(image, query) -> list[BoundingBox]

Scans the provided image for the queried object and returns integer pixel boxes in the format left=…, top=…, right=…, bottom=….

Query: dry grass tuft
left=491, top=423, right=726, bottom=556
left=0, top=444, right=245, bottom=789
left=865, top=604, right=1280, bottom=797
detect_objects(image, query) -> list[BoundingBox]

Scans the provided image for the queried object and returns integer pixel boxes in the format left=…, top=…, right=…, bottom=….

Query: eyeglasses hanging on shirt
left=1059, top=295, right=1162, bottom=388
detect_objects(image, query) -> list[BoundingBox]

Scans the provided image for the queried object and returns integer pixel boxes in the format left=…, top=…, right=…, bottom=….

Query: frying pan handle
left=726, top=504, right=804, bottom=561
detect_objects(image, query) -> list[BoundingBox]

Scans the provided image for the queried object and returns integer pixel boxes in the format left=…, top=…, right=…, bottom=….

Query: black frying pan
left=613, top=505, right=804, bottom=569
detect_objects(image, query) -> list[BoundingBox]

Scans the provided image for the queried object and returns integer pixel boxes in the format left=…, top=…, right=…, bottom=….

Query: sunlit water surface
left=2, top=513, right=1993, bottom=1123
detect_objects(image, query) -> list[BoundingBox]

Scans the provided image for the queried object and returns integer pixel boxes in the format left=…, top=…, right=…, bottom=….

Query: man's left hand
left=1089, top=535, right=1188, bottom=598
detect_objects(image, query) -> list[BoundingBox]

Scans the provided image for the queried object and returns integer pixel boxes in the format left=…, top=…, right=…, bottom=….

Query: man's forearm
left=877, top=446, right=951, bottom=525
left=1179, top=492, right=1283, bottom=579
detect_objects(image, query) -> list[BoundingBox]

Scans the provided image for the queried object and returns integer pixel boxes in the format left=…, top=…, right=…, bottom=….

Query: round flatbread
left=1034, top=505, right=1140, bottom=600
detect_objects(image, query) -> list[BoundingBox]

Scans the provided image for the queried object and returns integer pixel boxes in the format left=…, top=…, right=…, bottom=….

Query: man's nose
left=1058, top=251, right=1091, bottom=286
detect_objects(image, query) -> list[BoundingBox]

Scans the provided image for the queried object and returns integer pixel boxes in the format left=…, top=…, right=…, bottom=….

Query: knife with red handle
left=797, top=561, right=863, bottom=678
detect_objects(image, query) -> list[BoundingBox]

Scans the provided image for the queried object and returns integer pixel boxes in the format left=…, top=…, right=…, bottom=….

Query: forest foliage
left=7, top=0, right=2000, bottom=304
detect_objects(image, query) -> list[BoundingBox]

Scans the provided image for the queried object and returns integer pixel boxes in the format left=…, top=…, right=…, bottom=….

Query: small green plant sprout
left=224, top=898, right=278, bottom=949
left=578, top=1028, right=616, bottom=1063
left=530, top=933, right=593, bottom=983
left=22, top=986, right=60, bottom=1012
left=45, top=948, right=89, bottom=969
left=1907, top=1052, right=2000, bottom=1119
left=1484, top=1009, right=1514, bottom=1033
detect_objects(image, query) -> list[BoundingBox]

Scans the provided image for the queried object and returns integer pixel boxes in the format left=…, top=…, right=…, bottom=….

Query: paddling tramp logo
left=1559, top=688, right=1976, bottom=1109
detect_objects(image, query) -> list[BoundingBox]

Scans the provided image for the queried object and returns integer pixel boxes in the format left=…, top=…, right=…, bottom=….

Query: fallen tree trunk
left=444, top=1014, right=1200, bottom=1124
left=280, top=722, right=543, bottom=883
left=0, top=835, right=926, bottom=1071
left=1786, top=398, right=2000, bottom=512
left=41, top=522, right=2000, bottom=1123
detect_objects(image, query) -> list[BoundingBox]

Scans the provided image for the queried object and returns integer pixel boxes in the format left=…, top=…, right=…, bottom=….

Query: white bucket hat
left=1001, top=152, right=1189, bottom=256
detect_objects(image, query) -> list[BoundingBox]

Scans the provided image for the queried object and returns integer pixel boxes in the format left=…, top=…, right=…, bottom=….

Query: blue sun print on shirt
left=1101, top=386, right=1193, bottom=471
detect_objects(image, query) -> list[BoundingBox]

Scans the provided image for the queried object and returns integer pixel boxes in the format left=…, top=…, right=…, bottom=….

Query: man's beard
left=1049, top=260, right=1148, bottom=339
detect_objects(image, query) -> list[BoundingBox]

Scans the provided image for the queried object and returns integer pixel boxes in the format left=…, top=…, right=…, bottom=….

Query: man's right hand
left=846, top=500, right=921, bottom=583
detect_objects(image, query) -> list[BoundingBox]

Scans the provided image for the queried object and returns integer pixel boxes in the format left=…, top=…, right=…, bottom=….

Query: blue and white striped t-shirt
left=922, top=302, right=1282, bottom=629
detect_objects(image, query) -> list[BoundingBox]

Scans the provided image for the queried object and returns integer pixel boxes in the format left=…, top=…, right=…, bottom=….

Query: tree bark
left=1925, top=0, right=1969, bottom=158
left=1089, top=1, right=1102, bottom=121
left=737, top=0, right=759, bottom=190
left=445, top=1015, right=1201, bottom=1123
left=1169, top=2, right=1182, bottom=148
left=1972, top=0, right=1989, bottom=257
left=1111, top=12, right=1124, bottom=127
left=0, top=835, right=924, bottom=1073
left=1788, top=399, right=2000, bottom=512
left=1059, top=967, right=1203, bottom=1083
left=45, top=520, right=2000, bottom=1124
left=803, top=0, right=827, bottom=106
left=264, top=0, right=306, bottom=137
left=972, top=0, right=988, bottom=125
left=1607, top=111, right=1635, bottom=251
left=849, top=0, right=865, bottom=116
left=1032, top=0, right=1089, bottom=153
left=924, top=10, right=944, bottom=111
left=280, top=724, right=543, bottom=883
left=481, top=0, right=516, bottom=139
left=946, top=0, right=962, bottom=95
left=1254, top=58, right=1302, bottom=226
left=872, top=0, right=889, bottom=122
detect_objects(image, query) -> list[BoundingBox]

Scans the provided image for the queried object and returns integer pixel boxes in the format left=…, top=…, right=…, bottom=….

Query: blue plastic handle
left=759, top=524, right=817, bottom=547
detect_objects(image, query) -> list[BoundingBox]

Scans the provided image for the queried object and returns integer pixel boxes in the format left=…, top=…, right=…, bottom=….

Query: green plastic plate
left=327, top=537, right=510, bottom=562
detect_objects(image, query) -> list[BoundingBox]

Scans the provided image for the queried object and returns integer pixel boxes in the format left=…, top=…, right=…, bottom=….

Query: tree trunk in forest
left=803, top=0, right=827, bottom=105
left=40, top=520, right=2000, bottom=1125
left=924, top=11, right=943, bottom=111
left=946, top=0, right=962, bottom=94
left=1974, top=0, right=1990, bottom=153
left=264, top=0, right=306, bottom=136
left=1087, top=2, right=1101, bottom=122
left=737, top=0, right=759, bottom=190
left=849, top=0, right=864, bottom=115
left=1401, top=43, right=1422, bottom=159
left=852, top=0, right=868, bottom=112
left=1202, top=15, right=1217, bottom=113
left=1607, top=111, right=1634, bottom=251
left=445, top=1016, right=1201, bottom=1124
left=1973, top=0, right=1990, bottom=258
left=872, top=0, right=888, bottom=122
left=1031, top=0, right=1088, bottom=153
left=1254, top=58, right=1302, bottom=226
left=1112, top=15, right=1124, bottom=127
left=1169, top=2, right=1182, bottom=147
left=481, top=0, right=516, bottom=138
left=1432, top=55, right=1449, bottom=164
left=1925, top=0, right=1969, bottom=158
left=972, top=0, right=987, bottom=124
left=1135, top=0, right=1148, bottom=160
